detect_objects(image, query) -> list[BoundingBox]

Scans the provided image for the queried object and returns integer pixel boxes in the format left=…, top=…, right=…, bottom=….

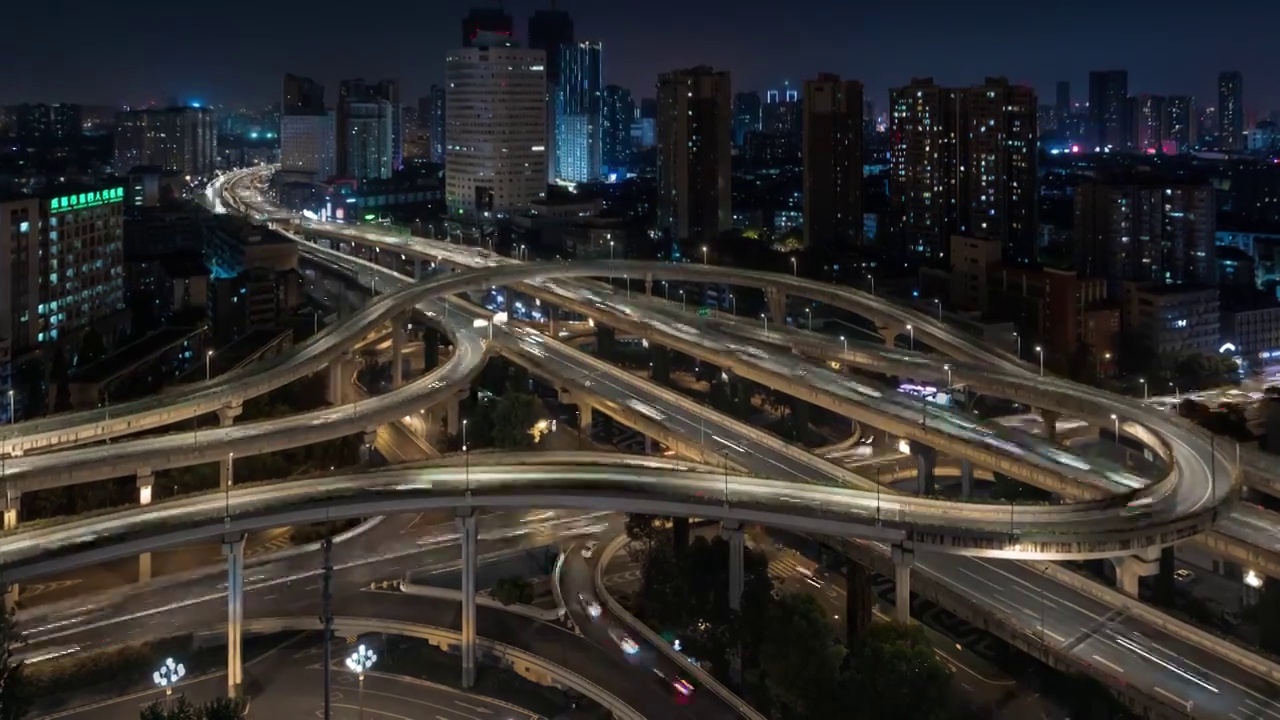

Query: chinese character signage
left=49, top=187, right=125, bottom=214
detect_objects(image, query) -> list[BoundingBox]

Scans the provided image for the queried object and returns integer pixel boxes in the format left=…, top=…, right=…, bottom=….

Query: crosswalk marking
left=18, top=579, right=82, bottom=598
left=245, top=532, right=294, bottom=559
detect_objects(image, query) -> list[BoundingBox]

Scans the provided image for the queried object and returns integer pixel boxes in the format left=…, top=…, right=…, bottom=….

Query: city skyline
left=4, top=0, right=1278, bottom=112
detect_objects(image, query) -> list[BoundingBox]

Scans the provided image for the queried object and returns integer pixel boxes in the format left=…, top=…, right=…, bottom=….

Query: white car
left=581, top=540, right=600, bottom=559
left=577, top=592, right=602, bottom=619
left=609, top=628, right=640, bottom=655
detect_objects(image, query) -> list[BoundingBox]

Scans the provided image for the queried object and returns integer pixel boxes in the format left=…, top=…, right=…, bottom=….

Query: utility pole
left=322, top=537, right=334, bottom=720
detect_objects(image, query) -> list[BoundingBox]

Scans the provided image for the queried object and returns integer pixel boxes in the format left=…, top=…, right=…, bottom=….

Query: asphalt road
left=40, top=636, right=541, bottom=720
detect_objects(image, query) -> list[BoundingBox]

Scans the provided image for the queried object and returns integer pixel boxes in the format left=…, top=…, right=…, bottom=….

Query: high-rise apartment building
left=956, top=77, right=1038, bottom=264
left=733, top=91, right=762, bottom=146
left=1131, top=94, right=1167, bottom=153
left=1219, top=71, right=1244, bottom=151
left=1088, top=70, right=1130, bottom=150
left=420, top=86, right=447, bottom=164
left=0, top=187, right=126, bottom=419
left=12, top=104, right=82, bottom=144
left=282, top=73, right=325, bottom=114
left=461, top=7, right=513, bottom=47
left=762, top=84, right=801, bottom=140
left=1055, top=81, right=1071, bottom=127
left=888, top=78, right=957, bottom=259
left=1165, top=96, right=1194, bottom=153
left=445, top=44, right=547, bottom=221
left=602, top=85, right=635, bottom=176
left=337, top=79, right=400, bottom=178
left=802, top=74, right=863, bottom=250
left=115, top=107, right=217, bottom=176
left=528, top=4, right=575, bottom=91
left=656, top=66, right=732, bottom=243
left=555, top=41, right=603, bottom=183
left=1075, top=178, right=1215, bottom=286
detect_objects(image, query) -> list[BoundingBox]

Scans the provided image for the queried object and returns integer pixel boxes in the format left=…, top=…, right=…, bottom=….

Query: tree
left=623, top=513, right=666, bottom=566
left=841, top=621, right=952, bottom=720
left=755, top=592, right=844, bottom=718
left=0, top=603, right=30, bottom=720
left=198, top=696, right=247, bottom=719
left=138, top=695, right=198, bottom=720
left=492, top=577, right=534, bottom=606
left=487, top=392, right=543, bottom=449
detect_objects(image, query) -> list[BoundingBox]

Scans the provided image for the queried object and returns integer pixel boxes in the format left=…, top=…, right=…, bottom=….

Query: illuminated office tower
left=445, top=44, right=547, bottom=220
left=555, top=41, right=603, bottom=183
left=802, top=74, right=863, bottom=249
left=656, top=66, right=732, bottom=242
left=602, top=84, right=634, bottom=177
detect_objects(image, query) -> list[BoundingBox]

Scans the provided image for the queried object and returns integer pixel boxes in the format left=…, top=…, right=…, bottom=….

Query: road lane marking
left=1091, top=654, right=1125, bottom=673
left=1153, top=686, right=1191, bottom=710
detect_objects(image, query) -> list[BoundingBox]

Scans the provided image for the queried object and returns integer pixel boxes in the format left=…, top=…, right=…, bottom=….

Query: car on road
left=1173, top=568, right=1196, bottom=584
left=577, top=592, right=602, bottom=619
left=581, top=540, right=600, bottom=559
left=654, top=667, right=695, bottom=697
left=608, top=628, right=640, bottom=655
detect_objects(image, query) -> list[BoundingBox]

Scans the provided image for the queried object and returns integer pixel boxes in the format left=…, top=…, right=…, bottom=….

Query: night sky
left=4, top=0, right=1277, bottom=114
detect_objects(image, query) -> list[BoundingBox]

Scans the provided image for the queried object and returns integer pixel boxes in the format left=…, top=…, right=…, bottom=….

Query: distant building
left=1131, top=95, right=1167, bottom=153
left=337, top=79, right=399, bottom=178
left=280, top=113, right=335, bottom=181
left=555, top=41, right=603, bottom=183
left=1088, top=70, right=1130, bottom=150
left=461, top=7, right=513, bottom=47
left=10, top=103, right=82, bottom=143
left=445, top=43, right=547, bottom=221
left=601, top=85, right=635, bottom=177
left=1219, top=71, right=1245, bottom=151
left=802, top=74, right=863, bottom=250
left=421, top=85, right=447, bottom=164
left=1123, top=283, right=1220, bottom=357
left=656, top=66, right=732, bottom=243
left=115, top=106, right=217, bottom=177
left=733, top=91, right=762, bottom=146
left=888, top=77, right=957, bottom=260
left=1165, top=96, right=1195, bottom=153
left=282, top=73, right=325, bottom=114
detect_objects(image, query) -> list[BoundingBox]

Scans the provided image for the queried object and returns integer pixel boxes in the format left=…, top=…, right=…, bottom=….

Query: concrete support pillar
left=596, top=326, right=615, bottom=361
left=959, top=459, right=974, bottom=499
left=224, top=535, right=246, bottom=698
left=458, top=510, right=478, bottom=688
left=217, top=405, right=241, bottom=491
left=846, top=561, right=873, bottom=645
left=2, top=493, right=19, bottom=531
left=644, top=435, right=653, bottom=455
left=138, top=471, right=154, bottom=582
left=722, top=521, right=745, bottom=612
left=325, top=351, right=353, bottom=405
left=789, top=398, right=810, bottom=438
left=1040, top=409, right=1060, bottom=443
left=650, top=344, right=671, bottom=384
left=391, top=316, right=406, bottom=388
left=892, top=545, right=914, bottom=623
left=644, top=273, right=653, bottom=297
left=766, top=288, right=786, bottom=326
left=578, top=403, right=593, bottom=433
left=446, top=397, right=461, bottom=437
left=1112, top=555, right=1158, bottom=598
left=909, top=440, right=937, bottom=495
left=1155, top=546, right=1176, bottom=605
left=879, top=326, right=899, bottom=348
left=413, top=258, right=423, bottom=280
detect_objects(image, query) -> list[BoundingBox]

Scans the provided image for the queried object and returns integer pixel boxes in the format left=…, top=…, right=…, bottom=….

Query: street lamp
left=462, top=419, right=470, bottom=492
left=680, top=289, right=686, bottom=313
left=1035, top=346, right=1044, bottom=376
left=790, top=257, right=797, bottom=276
left=906, top=324, right=914, bottom=351
left=729, top=293, right=736, bottom=316
left=1111, top=414, right=1119, bottom=444
left=804, top=307, right=813, bottom=331
left=944, top=363, right=952, bottom=387
left=1013, top=332, right=1021, bottom=359
left=1097, top=351, right=1111, bottom=378
left=346, top=644, right=377, bottom=720
left=840, top=336, right=847, bottom=353
left=152, top=657, right=186, bottom=698
left=761, top=313, right=769, bottom=334
left=933, top=298, right=942, bottom=321
left=701, top=245, right=708, bottom=265
left=205, top=350, right=214, bottom=381
left=866, top=274, right=875, bottom=296
left=1140, top=377, right=1148, bottom=400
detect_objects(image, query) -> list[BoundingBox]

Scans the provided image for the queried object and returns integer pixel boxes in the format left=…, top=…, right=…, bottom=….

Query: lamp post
left=680, top=289, right=686, bottom=313
left=1035, top=346, right=1044, bottom=376
left=934, top=298, right=942, bottom=321
left=729, top=294, right=737, bottom=316
left=804, top=307, right=813, bottom=331
left=867, top=274, right=875, bottom=296
left=702, top=245, right=708, bottom=265
left=346, top=644, right=377, bottom=720
left=1140, top=377, right=1148, bottom=400
left=761, top=313, right=769, bottom=334
left=1111, top=414, right=1119, bottom=444
left=790, top=257, right=797, bottom=277
left=906, top=324, right=914, bottom=351
left=1014, top=332, right=1021, bottom=359
left=1097, top=351, right=1110, bottom=378
left=462, top=419, right=470, bottom=492
left=205, top=350, right=214, bottom=381
left=944, top=363, right=952, bottom=387
left=152, top=657, right=186, bottom=699
left=840, top=336, right=847, bottom=353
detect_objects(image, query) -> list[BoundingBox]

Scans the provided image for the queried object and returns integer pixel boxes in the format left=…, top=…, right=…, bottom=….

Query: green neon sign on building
left=48, top=187, right=125, bottom=214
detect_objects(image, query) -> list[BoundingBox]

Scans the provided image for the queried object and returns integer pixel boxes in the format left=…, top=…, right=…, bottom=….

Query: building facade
left=802, top=74, right=863, bottom=250
left=115, top=107, right=217, bottom=176
left=656, top=66, right=732, bottom=243
left=1219, top=71, right=1244, bottom=151
left=555, top=41, right=603, bottom=183
left=888, top=78, right=957, bottom=259
left=601, top=85, right=634, bottom=177
left=1088, top=70, right=1130, bottom=151
left=445, top=44, right=548, bottom=221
